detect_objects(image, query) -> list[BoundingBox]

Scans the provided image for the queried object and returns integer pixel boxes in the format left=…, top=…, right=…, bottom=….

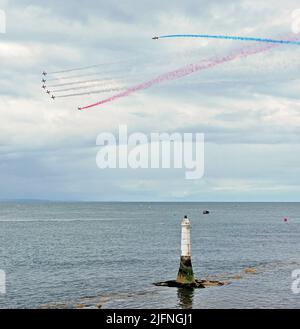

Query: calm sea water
left=0, top=202, right=299, bottom=309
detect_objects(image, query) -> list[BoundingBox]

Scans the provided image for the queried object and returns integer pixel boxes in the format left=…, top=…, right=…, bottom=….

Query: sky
left=0, top=0, right=300, bottom=201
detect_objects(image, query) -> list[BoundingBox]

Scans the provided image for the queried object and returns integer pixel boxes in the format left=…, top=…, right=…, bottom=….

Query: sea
left=0, top=202, right=299, bottom=309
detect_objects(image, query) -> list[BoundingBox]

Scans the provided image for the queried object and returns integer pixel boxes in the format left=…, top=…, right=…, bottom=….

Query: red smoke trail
left=79, top=43, right=276, bottom=110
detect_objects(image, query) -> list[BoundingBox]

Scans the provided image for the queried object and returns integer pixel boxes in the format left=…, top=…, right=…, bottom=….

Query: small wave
left=206, top=259, right=300, bottom=282
left=38, top=288, right=159, bottom=309
left=0, top=218, right=120, bottom=222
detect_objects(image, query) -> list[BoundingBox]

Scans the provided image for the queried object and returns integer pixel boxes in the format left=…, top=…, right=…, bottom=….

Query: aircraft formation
left=41, top=73, right=56, bottom=100
left=41, top=34, right=300, bottom=110
left=40, top=37, right=164, bottom=108
left=40, top=57, right=158, bottom=110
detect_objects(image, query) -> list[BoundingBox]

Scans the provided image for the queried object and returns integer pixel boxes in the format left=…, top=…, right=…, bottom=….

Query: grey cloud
left=1, top=0, right=300, bottom=201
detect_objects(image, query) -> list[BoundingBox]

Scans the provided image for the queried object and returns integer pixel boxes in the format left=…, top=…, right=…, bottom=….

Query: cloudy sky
left=0, top=0, right=300, bottom=201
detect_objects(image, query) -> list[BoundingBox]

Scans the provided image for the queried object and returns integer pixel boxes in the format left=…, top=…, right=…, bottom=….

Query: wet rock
left=154, top=278, right=227, bottom=288
left=231, top=274, right=243, bottom=280
left=75, top=304, right=85, bottom=309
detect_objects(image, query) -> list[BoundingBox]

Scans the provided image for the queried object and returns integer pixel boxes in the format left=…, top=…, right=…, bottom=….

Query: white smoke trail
left=55, top=87, right=124, bottom=98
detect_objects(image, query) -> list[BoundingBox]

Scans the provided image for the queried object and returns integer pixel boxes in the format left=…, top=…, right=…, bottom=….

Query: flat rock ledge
left=154, top=279, right=228, bottom=288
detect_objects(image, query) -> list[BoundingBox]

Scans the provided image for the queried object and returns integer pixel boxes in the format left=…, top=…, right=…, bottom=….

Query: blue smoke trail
left=158, top=34, right=300, bottom=45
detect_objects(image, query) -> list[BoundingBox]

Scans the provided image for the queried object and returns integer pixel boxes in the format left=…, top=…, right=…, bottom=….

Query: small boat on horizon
left=203, top=210, right=210, bottom=215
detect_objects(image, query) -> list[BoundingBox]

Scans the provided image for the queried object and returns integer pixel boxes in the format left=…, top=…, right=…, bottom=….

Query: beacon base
left=176, top=256, right=195, bottom=284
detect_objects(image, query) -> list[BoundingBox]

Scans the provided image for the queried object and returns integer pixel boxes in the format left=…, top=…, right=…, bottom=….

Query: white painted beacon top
left=181, top=216, right=191, bottom=257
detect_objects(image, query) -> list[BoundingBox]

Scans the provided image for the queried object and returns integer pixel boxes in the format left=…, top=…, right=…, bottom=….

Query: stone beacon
left=153, top=215, right=226, bottom=289
left=176, top=215, right=195, bottom=284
